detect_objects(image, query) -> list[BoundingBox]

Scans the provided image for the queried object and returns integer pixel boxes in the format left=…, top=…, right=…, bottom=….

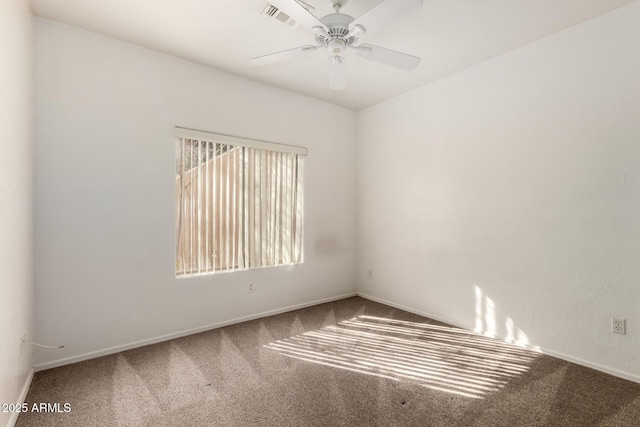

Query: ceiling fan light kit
left=253, top=0, right=423, bottom=91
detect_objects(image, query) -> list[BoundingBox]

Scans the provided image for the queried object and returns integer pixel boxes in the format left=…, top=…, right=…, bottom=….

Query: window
left=175, top=127, right=305, bottom=276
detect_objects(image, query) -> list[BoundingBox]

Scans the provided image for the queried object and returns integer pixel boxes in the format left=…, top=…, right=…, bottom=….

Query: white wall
left=0, top=0, right=34, bottom=425
left=34, top=19, right=356, bottom=368
left=356, top=2, right=640, bottom=381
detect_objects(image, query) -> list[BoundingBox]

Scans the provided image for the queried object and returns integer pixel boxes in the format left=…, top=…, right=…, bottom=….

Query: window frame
left=174, top=127, right=306, bottom=278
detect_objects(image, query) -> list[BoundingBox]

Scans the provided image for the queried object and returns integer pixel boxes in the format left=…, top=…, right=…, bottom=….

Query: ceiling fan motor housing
left=315, top=13, right=357, bottom=53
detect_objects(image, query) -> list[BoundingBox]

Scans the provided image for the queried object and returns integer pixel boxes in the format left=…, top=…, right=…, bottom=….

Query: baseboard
left=35, top=292, right=357, bottom=372
left=8, top=368, right=34, bottom=427
left=539, top=348, right=640, bottom=384
left=357, top=292, right=640, bottom=385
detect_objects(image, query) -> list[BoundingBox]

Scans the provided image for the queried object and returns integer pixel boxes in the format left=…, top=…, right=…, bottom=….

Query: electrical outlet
left=248, top=283, right=255, bottom=293
left=612, top=318, right=626, bottom=335
left=368, top=269, right=373, bottom=279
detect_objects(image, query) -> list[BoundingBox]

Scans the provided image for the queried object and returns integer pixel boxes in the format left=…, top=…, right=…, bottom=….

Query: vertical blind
left=175, top=129, right=305, bottom=276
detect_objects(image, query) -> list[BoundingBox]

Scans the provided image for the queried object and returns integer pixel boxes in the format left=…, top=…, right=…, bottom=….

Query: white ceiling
left=30, top=0, right=636, bottom=110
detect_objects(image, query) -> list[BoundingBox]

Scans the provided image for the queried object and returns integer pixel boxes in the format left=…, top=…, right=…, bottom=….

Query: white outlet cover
left=612, top=318, right=626, bottom=335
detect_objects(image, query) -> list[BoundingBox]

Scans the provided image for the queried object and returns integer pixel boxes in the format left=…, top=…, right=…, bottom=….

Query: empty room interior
left=2, top=0, right=640, bottom=425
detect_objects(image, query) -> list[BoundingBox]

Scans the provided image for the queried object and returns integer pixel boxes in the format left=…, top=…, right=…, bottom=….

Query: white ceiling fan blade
left=355, top=43, right=420, bottom=70
left=251, top=45, right=319, bottom=66
left=328, top=56, right=347, bottom=91
left=349, top=0, right=422, bottom=36
left=268, top=0, right=327, bottom=32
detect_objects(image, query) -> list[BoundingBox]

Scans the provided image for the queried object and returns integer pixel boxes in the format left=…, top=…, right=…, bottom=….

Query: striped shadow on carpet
left=264, top=315, right=539, bottom=399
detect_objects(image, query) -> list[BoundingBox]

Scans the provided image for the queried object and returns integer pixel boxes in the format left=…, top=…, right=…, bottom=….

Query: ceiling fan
left=252, top=0, right=423, bottom=90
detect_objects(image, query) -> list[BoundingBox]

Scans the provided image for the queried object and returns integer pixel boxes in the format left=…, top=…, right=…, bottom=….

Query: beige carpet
left=17, top=297, right=640, bottom=426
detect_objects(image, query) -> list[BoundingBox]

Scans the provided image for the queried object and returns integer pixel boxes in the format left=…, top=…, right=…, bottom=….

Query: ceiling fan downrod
left=328, top=0, right=348, bottom=13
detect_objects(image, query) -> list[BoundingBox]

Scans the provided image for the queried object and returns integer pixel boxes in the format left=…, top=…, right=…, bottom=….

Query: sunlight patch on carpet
left=264, top=315, right=540, bottom=399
